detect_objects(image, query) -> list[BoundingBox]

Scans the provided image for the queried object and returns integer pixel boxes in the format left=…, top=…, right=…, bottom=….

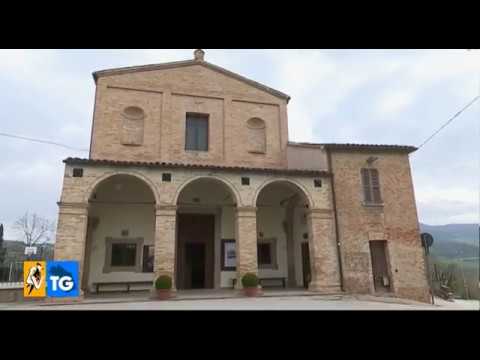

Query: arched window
left=121, top=106, right=145, bottom=146
left=246, top=117, right=266, bottom=154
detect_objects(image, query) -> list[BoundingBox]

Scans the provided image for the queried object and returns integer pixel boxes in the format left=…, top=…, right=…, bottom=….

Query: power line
left=0, top=131, right=89, bottom=152
left=417, top=95, right=480, bottom=150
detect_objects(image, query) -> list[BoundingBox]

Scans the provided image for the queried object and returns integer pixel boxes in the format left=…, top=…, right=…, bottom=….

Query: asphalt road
left=2, top=295, right=478, bottom=310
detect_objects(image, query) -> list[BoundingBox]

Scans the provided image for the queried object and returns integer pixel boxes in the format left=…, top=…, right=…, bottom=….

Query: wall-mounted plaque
left=221, top=239, right=236, bottom=271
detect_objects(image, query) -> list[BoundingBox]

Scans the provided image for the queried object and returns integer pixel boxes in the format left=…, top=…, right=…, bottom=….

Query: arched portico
left=54, top=160, right=339, bottom=297
left=175, top=176, right=238, bottom=289
left=254, top=179, right=341, bottom=293
left=84, top=170, right=160, bottom=205
left=83, top=174, right=157, bottom=293
left=255, top=180, right=311, bottom=289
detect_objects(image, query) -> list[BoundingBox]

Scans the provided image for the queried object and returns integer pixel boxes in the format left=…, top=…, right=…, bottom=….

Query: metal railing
left=0, top=261, right=23, bottom=285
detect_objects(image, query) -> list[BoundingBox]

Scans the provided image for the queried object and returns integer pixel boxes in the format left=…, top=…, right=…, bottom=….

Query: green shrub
left=155, top=275, right=172, bottom=290
left=241, top=273, right=259, bottom=288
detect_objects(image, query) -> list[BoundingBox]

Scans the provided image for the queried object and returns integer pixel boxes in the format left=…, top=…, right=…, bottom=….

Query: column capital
left=155, top=204, right=177, bottom=217
left=236, top=206, right=257, bottom=213
left=235, top=206, right=257, bottom=218
left=57, top=202, right=89, bottom=215
left=155, top=204, right=178, bottom=211
left=306, top=208, right=334, bottom=219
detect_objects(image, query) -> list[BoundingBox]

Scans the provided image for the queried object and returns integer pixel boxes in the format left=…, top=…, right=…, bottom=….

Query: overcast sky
left=0, top=49, right=479, bottom=240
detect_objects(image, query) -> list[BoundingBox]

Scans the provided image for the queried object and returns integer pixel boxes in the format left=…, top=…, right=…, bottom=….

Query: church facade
left=54, top=50, right=430, bottom=302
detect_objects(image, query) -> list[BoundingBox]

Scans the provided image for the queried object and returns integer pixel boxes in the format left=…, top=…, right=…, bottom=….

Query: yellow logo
left=23, top=261, right=46, bottom=297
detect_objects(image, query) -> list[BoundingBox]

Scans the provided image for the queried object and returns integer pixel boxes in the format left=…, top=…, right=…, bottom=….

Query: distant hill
left=419, top=223, right=479, bottom=260
left=0, top=240, right=54, bottom=263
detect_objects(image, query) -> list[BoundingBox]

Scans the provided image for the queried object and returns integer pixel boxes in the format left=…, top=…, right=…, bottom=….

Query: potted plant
left=241, top=273, right=260, bottom=297
left=155, top=275, right=172, bottom=300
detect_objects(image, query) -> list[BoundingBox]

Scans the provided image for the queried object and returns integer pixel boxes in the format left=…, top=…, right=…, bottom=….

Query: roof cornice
left=64, top=158, right=330, bottom=177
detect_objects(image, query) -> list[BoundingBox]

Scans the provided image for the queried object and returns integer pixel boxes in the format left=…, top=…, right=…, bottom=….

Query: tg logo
left=23, top=261, right=79, bottom=298
left=47, top=261, right=79, bottom=297
left=50, top=275, right=75, bottom=292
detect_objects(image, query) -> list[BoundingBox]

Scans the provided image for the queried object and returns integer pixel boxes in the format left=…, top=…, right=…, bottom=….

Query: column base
left=308, top=282, right=342, bottom=294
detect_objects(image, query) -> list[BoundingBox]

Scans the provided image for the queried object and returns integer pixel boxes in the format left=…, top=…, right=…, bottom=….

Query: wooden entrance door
left=301, top=242, right=311, bottom=289
left=177, top=214, right=214, bottom=289
left=185, top=243, right=206, bottom=289
left=369, top=241, right=391, bottom=292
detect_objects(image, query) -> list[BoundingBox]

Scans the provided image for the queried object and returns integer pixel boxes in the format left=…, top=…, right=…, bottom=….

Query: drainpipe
left=326, top=148, right=344, bottom=292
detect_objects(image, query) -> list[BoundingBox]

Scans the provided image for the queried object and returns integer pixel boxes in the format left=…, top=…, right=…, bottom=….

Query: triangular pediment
left=93, top=58, right=290, bottom=102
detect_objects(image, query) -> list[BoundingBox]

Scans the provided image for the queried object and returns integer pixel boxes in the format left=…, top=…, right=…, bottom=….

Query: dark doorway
left=177, top=214, right=214, bottom=289
left=186, top=243, right=206, bottom=289
left=301, top=242, right=311, bottom=289
left=369, top=240, right=391, bottom=292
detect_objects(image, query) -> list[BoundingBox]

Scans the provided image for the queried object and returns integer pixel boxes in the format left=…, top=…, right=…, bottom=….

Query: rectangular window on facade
left=185, top=113, right=209, bottom=151
left=72, top=168, right=83, bottom=177
left=142, top=245, right=154, bottom=273
left=258, top=243, right=272, bottom=265
left=361, top=168, right=382, bottom=204
left=257, top=239, right=277, bottom=269
left=111, top=243, right=137, bottom=267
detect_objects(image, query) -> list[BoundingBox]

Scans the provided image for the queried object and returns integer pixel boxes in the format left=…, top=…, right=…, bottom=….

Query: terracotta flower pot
left=156, top=289, right=172, bottom=300
left=244, top=287, right=259, bottom=297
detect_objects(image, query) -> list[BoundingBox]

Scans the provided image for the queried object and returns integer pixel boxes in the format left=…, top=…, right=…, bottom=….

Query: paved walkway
left=2, top=294, right=478, bottom=310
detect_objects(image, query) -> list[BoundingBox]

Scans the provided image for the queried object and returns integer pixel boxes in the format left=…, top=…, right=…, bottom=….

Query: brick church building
left=54, top=49, right=430, bottom=302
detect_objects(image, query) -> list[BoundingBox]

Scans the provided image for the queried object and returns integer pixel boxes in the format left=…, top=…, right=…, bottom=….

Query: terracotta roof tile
left=288, top=142, right=417, bottom=153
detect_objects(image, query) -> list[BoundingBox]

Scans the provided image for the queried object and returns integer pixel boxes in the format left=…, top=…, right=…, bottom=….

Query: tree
left=13, top=212, right=55, bottom=247
left=0, top=224, right=6, bottom=264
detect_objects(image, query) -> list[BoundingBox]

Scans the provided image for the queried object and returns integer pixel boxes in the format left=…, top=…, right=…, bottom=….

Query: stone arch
left=84, top=170, right=160, bottom=204
left=173, top=174, right=242, bottom=206
left=254, top=177, right=316, bottom=289
left=253, top=178, right=314, bottom=208
left=246, top=117, right=266, bottom=154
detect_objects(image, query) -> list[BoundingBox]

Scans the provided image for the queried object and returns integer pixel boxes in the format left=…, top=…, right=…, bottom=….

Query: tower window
left=361, top=168, right=382, bottom=204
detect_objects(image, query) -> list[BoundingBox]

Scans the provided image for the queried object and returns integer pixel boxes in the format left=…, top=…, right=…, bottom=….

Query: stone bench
left=92, top=281, right=152, bottom=294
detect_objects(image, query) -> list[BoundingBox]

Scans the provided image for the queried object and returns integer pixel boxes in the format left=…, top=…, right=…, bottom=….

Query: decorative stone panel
left=246, top=117, right=266, bottom=154
left=121, top=106, right=145, bottom=146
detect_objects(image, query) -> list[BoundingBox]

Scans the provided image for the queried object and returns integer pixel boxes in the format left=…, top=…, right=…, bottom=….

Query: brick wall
left=329, top=150, right=430, bottom=302
left=90, top=65, right=289, bottom=168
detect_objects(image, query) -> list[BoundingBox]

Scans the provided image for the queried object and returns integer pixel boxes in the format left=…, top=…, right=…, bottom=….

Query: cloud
left=1, top=49, right=479, bottom=240
left=374, top=90, right=415, bottom=118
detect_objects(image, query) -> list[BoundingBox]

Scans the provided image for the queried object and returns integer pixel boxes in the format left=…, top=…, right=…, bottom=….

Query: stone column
left=285, top=196, right=299, bottom=288
left=54, top=202, right=89, bottom=297
left=307, top=208, right=342, bottom=293
left=235, top=206, right=258, bottom=289
left=81, top=217, right=99, bottom=292
left=154, top=205, right=177, bottom=291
